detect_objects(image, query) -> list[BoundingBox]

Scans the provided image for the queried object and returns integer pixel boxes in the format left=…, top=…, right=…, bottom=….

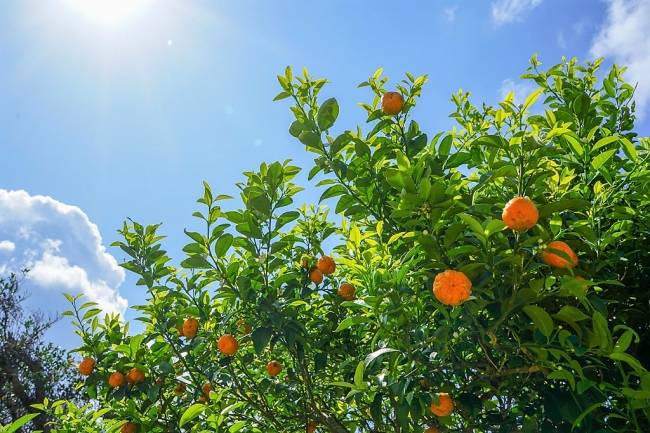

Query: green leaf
left=354, top=361, right=365, bottom=387
left=523, top=305, right=554, bottom=338
left=523, top=88, right=544, bottom=110
left=298, top=131, right=321, bottom=149
left=214, top=234, right=234, bottom=258
left=327, top=381, right=356, bottom=389
left=621, top=137, right=637, bottom=161
left=179, top=404, right=207, bottom=428
left=537, top=199, right=591, bottom=217
left=614, top=329, right=635, bottom=353
left=592, top=136, right=619, bottom=152
left=458, top=214, right=484, bottom=237
left=364, top=348, right=399, bottom=369
left=334, top=316, right=374, bottom=332
left=181, top=256, right=211, bottom=269
left=547, top=369, right=575, bottom=390
left=272, top=91, right=290, bottom=101
left=6, top=413, right=40, bottom=433
left=229, top=421, right=247, bottom=433
left=590, top=148, right=617, bottom=171
left=385, top=168, right=416, bottom=193
left=603, top=78, right=616, bottom=98
left=252, top=327, right=273, bottom=355
left=438, top=135, right=453, bottom=158
left=609, top=352, right=644, bottom=373
left=317, top=98, right=339, bottom=131
left=563, top=135, right=583, bottom=156
left=592, top=311, right=612, bottom=352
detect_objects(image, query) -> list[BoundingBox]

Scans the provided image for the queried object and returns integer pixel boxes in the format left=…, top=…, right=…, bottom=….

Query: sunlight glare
left=64, top=0, right=153, bottom=27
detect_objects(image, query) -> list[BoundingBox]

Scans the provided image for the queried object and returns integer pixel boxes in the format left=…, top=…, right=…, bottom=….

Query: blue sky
left=1, top=0, right=649, bottom=350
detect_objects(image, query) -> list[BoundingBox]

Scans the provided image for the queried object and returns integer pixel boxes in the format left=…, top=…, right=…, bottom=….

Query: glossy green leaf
left=523, top=305, right=554, bottom=338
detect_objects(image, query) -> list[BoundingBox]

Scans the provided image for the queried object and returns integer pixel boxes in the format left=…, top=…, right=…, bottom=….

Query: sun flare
left=63, top=0, right=153, bottom=27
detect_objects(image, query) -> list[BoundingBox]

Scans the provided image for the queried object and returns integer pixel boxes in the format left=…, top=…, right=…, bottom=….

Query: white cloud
left=491, top=0, right=543, bottom=26
left=444, top=6, right=457, bottom=22
left=0, top=189, right=127, bottom=317
left=589, top=0, right=650, bottom=119
left=557, top=31, right=567, bottom=49
left=498, top=78, right=538, bottom=105
left=0, top=240, right=15, bottom=253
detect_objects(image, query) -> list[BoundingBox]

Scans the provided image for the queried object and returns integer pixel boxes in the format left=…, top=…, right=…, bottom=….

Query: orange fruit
left=307, top=420, right=317, bottom=433
left=218, top=334, right=239, bottom=355
left=337, top=283, right=356, bottom=301
left=317, top=256, right=336, bottom=275
left=419, top=378, right=433, bottom=388
left=79, top=357, right=95, bottom=376
left=183, top=318, right=199, bottom=338
left=127, top=368, right=145, bottom=383
left=108, top=372, right=125, bottom=388
left=542, top=241, right=578, bottom=268
left=424, top=428, right=440, bottom=433
left=433, top=270, right=472, bottom=306
left=430, top=392, right=454, bottom=417
left=198, top=396, right=207, bottom=403
left=381, top=91, right=404, bottom=115
left=301, top=254, right=312, bottom=269
left=237, top=319, right=252, bottom=335
left=309, top=268, right=324, bottom=284
left=502, top=197, right=539, bottom=231
left=266, top=360, right=282, bottom=377
left=174, top=382, right=187, bottom=395
left=121, top=422, right=136, bottom=433
left=201, top=382, right=215, bottom=398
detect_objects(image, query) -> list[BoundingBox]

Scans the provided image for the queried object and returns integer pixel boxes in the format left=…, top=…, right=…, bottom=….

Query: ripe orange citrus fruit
left=317, top=256, right=336, bottom=275
left=542, top=241, right=578, bottom=268
left=502, top=197, right=539, bottom=231
left=201, top=382, right=215, bottom=398
left=218, top=334, right=239, bottom=355
left=419, top=378, right=433, bottom=388
left=174, top=382, right=186, bottom=395
left=183, top=318, right=199, bottom=338
left=237, top=319, right=252, bottom=335
left=430, top=392, right=454, bottom=417
left=266, top=360, right=282, bottom=377
left=79, top=358, right=95, bottom=376
left=424, top=428, right=440, bottom=433
left=381, top=91, right=404, bottom=115
left=337, top=283, right=356, bottom=301
left=309, top=268, right=324, bottom=284
left=433, top=270, right=472, bottom=306
left=307, top=420, right=317, bottom=433
left=108, top=372, right=125, bottom=388
left=127, top=368, right=145, bottom=383
left=121, top=422, right=136, bottom=433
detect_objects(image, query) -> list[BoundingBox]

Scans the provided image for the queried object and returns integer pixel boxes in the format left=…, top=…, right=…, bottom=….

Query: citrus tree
left=52, top=55, right=650, bottom=433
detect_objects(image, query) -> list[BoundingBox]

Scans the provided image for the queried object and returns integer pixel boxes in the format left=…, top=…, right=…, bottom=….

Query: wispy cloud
left=557, top=31, right=567, bottom=49
left=491, top=0, right=543, bottom=27
left=589, top=0, right=650, bottom=120
left=444, top=6, right=457, bottom=22
left=498, top=78, right=538, bottom=105
left=0, top=189, right=127, bottom=317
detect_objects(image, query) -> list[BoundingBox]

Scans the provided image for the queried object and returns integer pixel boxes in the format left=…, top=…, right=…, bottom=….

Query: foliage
left=0, top=273, right=88, bottom=432
left=53, top=56, right=650, bottom=432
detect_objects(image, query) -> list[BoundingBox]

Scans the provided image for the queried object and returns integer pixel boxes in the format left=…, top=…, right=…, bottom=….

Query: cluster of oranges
left=432, top=196, right=587, bottom=307
left=305, top=255, right=357, bottom=302
left=107, top=367, right=145, bottom=388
